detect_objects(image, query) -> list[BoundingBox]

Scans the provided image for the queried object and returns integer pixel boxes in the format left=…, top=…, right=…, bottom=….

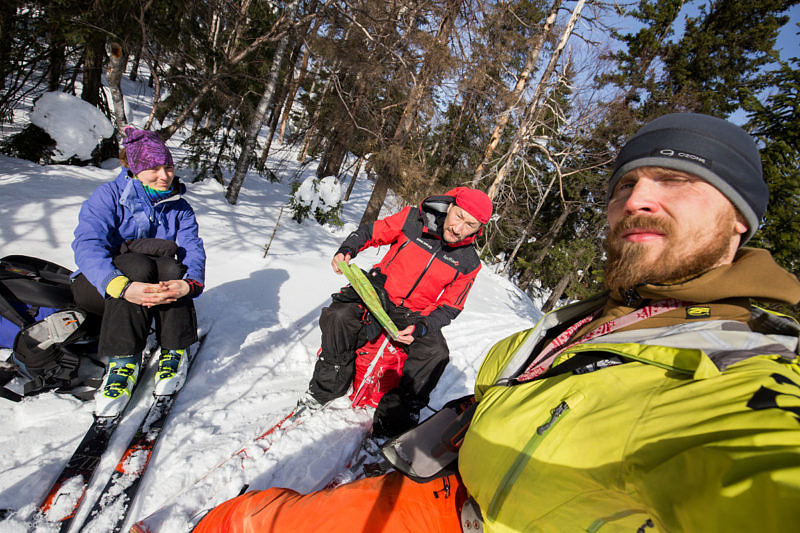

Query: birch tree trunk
left=278, top=45, right=307, bottom=142
left=485, top=0, right=585, bottom=200
left=106, top=42, right=128, bottom=133
left=471, top=0, right=562, bottom=187
left=257, top=39, right=303, bottom=171
left=226, top=0, right=299, bottom=204
left=256, top=71, right=291, bottom=172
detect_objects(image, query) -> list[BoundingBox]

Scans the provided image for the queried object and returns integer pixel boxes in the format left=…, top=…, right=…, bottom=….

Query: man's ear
left=734, top=211, right=748, bottom=236
left=446, top=203, right=453, bottom=214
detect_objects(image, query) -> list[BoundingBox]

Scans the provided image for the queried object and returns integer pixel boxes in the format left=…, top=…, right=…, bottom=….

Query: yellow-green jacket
left=459, top=249, right=800, bottom=532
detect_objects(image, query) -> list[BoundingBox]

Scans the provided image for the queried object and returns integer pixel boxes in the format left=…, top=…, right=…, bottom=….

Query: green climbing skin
left=337, top=261, right=400, bottom=339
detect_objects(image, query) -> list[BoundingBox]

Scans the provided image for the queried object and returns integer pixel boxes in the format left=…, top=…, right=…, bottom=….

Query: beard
left=603, top=211, right=736, bottom=299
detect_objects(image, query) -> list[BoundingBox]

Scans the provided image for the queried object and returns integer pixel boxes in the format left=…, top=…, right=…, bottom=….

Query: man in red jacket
left=304, top=187, right=492, bottom=438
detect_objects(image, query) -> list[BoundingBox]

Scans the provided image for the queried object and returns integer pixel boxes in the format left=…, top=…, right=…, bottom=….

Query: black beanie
left=608, top=112, right=768, bottom=244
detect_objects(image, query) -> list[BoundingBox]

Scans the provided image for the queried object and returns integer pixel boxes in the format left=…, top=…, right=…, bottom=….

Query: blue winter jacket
left=72, top=168, right=206, bottom=297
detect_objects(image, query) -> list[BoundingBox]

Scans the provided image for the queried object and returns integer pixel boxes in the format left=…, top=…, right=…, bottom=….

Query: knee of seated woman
left=113, top=252, right=159, bottom=282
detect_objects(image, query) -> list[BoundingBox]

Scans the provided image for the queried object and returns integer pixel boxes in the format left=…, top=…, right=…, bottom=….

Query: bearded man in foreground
left=192, top=113, right=800, bottom=533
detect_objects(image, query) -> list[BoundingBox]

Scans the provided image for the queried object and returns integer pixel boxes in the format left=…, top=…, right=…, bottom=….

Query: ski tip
left=130, top=523, right=150, bottom=533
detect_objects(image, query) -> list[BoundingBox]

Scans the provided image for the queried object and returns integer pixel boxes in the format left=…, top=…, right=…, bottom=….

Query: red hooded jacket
left=337, top=192, right=481, bottom=332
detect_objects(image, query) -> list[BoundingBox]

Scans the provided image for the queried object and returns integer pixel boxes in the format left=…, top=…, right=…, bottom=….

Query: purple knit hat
left=122, top=125, right=174, bottom=175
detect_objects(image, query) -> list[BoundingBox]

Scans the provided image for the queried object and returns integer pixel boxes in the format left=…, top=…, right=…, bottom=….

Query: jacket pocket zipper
left=487, top=400, right=571, bottom=521
left=383, top=240, right=409, bottom=270
left=402, top=248, right=437, bottom=303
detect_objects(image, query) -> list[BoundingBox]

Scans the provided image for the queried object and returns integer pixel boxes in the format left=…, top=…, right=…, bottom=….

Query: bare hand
left=155, top=280, right=190, bottom=303
left=331, top=252, right=352, bottom=274
left=123, top=280, right=189, bottom=308
left=394, top=325, right=416, bottom=345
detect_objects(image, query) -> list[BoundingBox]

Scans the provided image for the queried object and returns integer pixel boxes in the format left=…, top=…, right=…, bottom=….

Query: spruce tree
left=661, top=0, right=797, bottom=115
left=746, top=57, right=800, bottom=277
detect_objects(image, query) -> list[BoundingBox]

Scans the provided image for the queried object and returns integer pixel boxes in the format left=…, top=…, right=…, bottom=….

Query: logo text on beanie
left=655, top=148, right=712, bottom=168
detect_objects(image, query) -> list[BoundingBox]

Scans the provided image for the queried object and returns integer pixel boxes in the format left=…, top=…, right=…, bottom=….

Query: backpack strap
left=0, top=385, right=23, bottom=402
left=0, top=361, right=23, bottom=402
left=0, top=254, right=72, bottom=280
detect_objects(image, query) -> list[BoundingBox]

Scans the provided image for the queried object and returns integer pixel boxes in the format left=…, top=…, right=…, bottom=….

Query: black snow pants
left=308, top=298, right=450, bottom=439
left=72, top=251, right=197, bottom=357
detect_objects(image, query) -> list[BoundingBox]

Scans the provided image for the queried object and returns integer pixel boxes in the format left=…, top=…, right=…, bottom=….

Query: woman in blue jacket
left=71, top=126, right=205, bottom=416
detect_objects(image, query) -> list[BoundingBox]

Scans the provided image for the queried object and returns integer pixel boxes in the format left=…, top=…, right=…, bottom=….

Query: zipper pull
left=432, top=476, right=451, bottom=499
left=537, top=401, right=568, bottom=435
left=623, top=288, right=642, bottom=307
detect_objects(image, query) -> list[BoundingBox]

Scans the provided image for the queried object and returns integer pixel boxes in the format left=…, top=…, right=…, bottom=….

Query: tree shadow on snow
left=182, top=267, right=333, bottom=410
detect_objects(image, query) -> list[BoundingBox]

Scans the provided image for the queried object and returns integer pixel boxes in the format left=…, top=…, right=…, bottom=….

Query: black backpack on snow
left=0, top=255, right=104, bottom=402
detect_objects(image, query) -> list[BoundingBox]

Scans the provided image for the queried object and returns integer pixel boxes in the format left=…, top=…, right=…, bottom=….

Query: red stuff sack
left=349, top=333, right=407, bottom=408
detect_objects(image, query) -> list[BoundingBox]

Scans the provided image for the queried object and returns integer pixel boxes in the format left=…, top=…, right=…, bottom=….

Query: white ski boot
left=153, top=348, right=189, bottom=396
left=94, top=355, right=140, bottom=417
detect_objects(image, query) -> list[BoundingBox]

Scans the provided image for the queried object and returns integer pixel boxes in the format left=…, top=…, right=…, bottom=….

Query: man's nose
left=623, top=179, right=660, bottom=214
left=452, top=221, right=467, bottom=234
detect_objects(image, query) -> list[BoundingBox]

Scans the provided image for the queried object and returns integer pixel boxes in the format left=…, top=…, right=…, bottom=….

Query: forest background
left=1, top=0, right=798, bottom=314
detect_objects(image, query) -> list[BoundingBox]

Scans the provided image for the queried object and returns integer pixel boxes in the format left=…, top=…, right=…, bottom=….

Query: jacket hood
left=419, top=193, right=481, bottom=247
left=619, top=247, right=800, bottom=306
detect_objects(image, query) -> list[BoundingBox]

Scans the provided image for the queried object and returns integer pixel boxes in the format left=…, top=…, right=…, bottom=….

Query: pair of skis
left=133, top=263, right=402, bottom=531
left=130, top=396, right=348, bottom=532
left=31, top=338, right=201, bottom=532
left=131, top=338, right=396, bottom=532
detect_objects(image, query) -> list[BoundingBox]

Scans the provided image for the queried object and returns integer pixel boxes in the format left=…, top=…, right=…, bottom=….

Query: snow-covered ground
left=0, top=82, right=540, bottom=532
